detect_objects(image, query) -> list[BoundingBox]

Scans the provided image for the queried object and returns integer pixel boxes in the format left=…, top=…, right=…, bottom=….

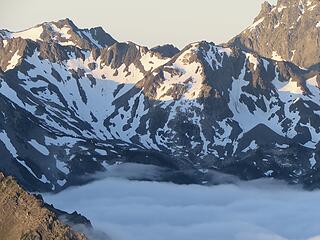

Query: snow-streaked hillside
left=0, top=19, right=319, bottom=191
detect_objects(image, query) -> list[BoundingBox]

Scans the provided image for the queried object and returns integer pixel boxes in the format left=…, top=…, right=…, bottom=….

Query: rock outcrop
left=229, top=0, right=320, bottom=69
left=0, top=172, right=88, bottom=240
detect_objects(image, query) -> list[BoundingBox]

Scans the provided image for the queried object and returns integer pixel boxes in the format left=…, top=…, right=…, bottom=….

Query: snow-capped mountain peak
left=0, top=18, right=117, bottom=49
left=229, top=0, right=320, bottom=69
left=0, top=16, right=319, bottom=192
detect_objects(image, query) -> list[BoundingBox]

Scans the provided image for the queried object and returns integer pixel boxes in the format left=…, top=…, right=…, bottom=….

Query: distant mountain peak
left=258, top=1, right=273, bottom=17
left=151, top=44, right=180, bottom=58
left=0, top=18, right=117, bottom=49
left=228, top=0, right=320, bottom=69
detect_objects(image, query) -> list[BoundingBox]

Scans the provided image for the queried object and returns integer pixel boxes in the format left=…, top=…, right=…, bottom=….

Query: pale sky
left=0, top=0, right=277, bottom=48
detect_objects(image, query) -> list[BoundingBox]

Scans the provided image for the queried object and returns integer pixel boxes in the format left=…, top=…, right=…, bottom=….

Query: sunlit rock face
left=229, top=0, right=320, bottom=70
left=0, top=172, right=89, bottom=240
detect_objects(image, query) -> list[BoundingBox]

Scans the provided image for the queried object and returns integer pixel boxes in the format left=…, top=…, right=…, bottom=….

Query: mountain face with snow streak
left=0, top=18, right=116, bottom=49
left=0, top=12, right=319, bottom=192
left=229, top=0, right=320, bottom=70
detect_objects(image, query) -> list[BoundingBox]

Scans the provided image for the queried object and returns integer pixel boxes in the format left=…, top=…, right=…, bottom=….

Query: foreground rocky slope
left=0, top=172, right=88, bottom=240
left=229, top=0, right=320, bottom=69
left=0, top=0, right=319, bottom=192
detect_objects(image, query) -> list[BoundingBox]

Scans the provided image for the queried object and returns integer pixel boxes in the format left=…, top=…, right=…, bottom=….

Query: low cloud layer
left=44, top=176, right=320, bottom=240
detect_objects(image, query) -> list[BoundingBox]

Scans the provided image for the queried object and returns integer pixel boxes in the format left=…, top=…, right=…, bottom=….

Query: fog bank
left=44, top=177, right=320, bottom=240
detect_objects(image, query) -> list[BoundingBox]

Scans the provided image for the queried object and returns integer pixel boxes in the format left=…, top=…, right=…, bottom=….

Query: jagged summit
left=228, top=0, right=320, bottom=69
left=151, top=44, right=180, bottom=58
left=255, top=1, right=273, bottom=20
left=0, top=18, right=117, bottom=49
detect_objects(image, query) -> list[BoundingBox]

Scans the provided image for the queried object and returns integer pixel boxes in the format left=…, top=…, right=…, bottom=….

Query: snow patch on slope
left=5, top=50, right=21, bottom=71
left=248, top=18, right=265, bottom=32
left=28, top=139, right=50, bottom=156
left=272, top=51, right=284, bottom=61
left=0, top=130, right=18, bottom=157
left=246, top=53, right=259, bottom=70
left=11, top=26, right=43, bottom=41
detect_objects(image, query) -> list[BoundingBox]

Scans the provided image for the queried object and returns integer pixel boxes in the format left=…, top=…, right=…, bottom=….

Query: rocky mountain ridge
left=0, top=172, right=89, bottom=240
left=229, top=0, right=320, bottom=69
left=0, top=0, right=319, bottom=192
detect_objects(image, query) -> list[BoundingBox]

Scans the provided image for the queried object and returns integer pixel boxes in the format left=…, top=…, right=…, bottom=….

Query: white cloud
left=44, top=177, right=320, bottom=240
